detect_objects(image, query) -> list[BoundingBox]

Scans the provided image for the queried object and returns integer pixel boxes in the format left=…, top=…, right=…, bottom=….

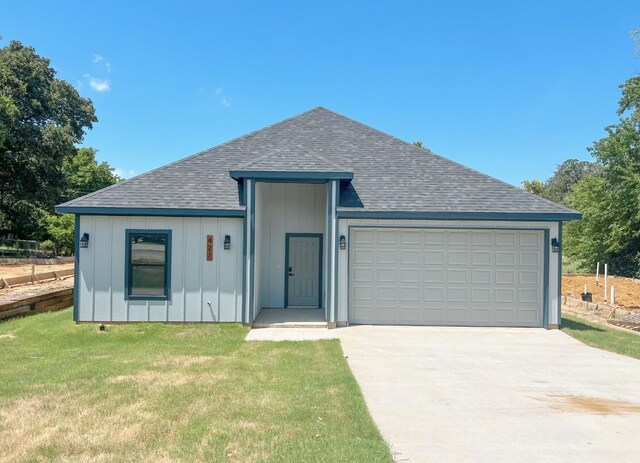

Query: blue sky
left=2, top=1, right=639, bottom=185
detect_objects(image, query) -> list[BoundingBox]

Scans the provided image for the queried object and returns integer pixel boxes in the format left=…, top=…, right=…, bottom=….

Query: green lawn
left=561, top=313, right=640, bottom=360
left=0, top=309, right=391, bottom=463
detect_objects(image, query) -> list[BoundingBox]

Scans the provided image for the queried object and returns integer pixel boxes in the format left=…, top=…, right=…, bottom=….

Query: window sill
left=125, top=295, right=170, bottom=301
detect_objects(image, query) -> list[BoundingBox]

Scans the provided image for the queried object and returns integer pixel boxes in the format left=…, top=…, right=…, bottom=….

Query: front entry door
left=286, top=234, right=322, bottom=307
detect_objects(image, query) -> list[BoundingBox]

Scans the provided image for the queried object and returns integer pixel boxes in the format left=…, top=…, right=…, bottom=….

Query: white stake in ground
left=596, top=262, right=600, bottom=286
left=611, top=285, right=616, bottom=305
left=604, top=263, right=608, bottom=302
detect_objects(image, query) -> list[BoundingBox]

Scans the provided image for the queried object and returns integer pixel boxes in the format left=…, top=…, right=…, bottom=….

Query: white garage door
left=349, top=228, right=545, bottom=327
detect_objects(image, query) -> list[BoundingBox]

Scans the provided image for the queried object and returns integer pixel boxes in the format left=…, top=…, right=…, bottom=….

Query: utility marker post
left=596, top=262, right=600, bottom=286
left=604, top=264, right=608, bottom=302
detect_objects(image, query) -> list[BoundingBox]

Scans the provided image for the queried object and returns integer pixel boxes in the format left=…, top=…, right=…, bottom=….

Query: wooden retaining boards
left=0, top=288, right=73, bottom=321
left=0, top=268, right=74, bottom=289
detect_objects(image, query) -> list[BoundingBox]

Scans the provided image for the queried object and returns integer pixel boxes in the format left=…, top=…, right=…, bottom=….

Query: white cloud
left=84, top=75, right=110, bottom=92
left=92, top=53, right=104, bottom=64
left=221, top=97, right=231, bottom=107
left=113, top=168, right=137, bottom=179
left=215, top=87, right=222, bottom=96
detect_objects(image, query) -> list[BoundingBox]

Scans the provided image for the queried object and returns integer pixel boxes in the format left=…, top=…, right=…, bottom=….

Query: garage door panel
left=349, top=228, right=544, bottom=327
left=400, top=269, right=421, bottom=283
left=519, top=232, right=540, bottom=247
left=495, top=270, right=516, bottom=285
left=448, top=231, right=468, bottom=245
left=424, top=288, right=445, bottom=302
left=353, top=268, right=374, bottom=282
left=519, top=271, right=539, bottom=285
left=472, top=251, right=493, bottom=265
left=471, top=288, right=491, bottom=303
left=471, top=269, right=492, bottom=284
left=447, top=269, right=468, bottom=284
left=520, top=252, right=540, bottom=266
left=470, top=309, right=491, bottom=323
left=424, top=232, right=445, bottom=245
left=424, top=251, right=445, bottom=265
left=495, top=309, right=516, bottom=323
left=446, top=308, right=468, bottom=322
left=376, top=269, right=397, bottom=283
left=353, top=250, right=374, bottom=264
left=448, top=251, right=468, bottom=265
left=376, top=250, right=397, bottom=264
left=447, top=287, right=468, bottom=302
left=495, top=288, right=515, bottom=303
left=399, top=230, right=421, bottom=245
left=400, top=251, right=420, bottom=265
left=495, top=252, right=516, bottom=266
left=471, top=232, right=493, bottom=246
left=496, top=232, right=516, bottom=246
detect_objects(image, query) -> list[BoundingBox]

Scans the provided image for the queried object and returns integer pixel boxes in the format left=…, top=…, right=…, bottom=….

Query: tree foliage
left=522, top=159, right=597, bottom=206
left=0, top=39, right=97, bottom=236
left=61, top=147, right=119, bottom=202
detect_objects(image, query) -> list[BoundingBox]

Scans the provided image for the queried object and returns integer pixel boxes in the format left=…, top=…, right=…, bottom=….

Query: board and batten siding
left=337, top=219, right=561, bottom=327
left=77, top=215, right=244, bottom=322
left=256, top=183, right=327, bottom=309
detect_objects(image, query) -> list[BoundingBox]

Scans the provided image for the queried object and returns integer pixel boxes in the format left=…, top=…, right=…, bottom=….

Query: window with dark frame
left=126, top=230, right=171, bottom=299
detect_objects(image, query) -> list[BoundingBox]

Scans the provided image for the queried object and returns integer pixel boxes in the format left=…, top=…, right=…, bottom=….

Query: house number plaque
left=206, top=235, right=214, bottom=261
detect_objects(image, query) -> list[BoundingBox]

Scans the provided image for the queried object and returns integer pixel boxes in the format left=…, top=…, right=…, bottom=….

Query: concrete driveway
left=338, top=326, right=640, bottom=463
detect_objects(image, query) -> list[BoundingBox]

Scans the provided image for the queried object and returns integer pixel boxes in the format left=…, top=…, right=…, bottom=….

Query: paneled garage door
left=349, top=228, right=545, bottom=327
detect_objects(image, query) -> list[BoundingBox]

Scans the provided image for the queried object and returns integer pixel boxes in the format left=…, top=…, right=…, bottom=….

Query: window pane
left=131, top=234, right=166, bottom=266
left=131, top=265, right=165, bottom=296
left=129, top=233, right=167, bottom=297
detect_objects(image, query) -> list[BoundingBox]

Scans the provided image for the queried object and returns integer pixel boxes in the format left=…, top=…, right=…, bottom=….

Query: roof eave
left=54, top=206, right=245, bottom=217
left=336, top=210, right=582, bottom=221
left=229, top=170, right=354, bottom=181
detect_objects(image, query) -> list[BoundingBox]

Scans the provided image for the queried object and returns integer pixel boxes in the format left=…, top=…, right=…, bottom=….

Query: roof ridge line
left=60, top=107, right=325, bottom=207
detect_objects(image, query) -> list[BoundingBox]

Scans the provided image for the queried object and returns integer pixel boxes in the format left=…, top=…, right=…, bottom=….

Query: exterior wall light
left=339, top=235, right=346, bottom=250
left=551, top=238, right=560, bottom=253
left=224, top=235, right=231, bottom=250
left=80, top=233, right=90, bottom=248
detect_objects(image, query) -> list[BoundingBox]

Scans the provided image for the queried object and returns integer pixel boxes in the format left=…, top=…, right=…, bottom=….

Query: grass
left=561, top=313, right=640, bottom=360
left=0, top=309, right=391, bottom=463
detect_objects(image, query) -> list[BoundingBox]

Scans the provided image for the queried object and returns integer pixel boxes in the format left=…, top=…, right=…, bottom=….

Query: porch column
left=327, top=179, right=339, bottom=327
left=243, top=178, right=256, bottom=324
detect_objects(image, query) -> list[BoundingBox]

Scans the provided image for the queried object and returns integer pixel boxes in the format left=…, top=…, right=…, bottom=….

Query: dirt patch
left=0, top=278, right=73, bottom=305
left=563, top=275, right=640, bottom=310
left=536, top=395, right=640, bottom=415
left=0, top=263, right=74, bottom=279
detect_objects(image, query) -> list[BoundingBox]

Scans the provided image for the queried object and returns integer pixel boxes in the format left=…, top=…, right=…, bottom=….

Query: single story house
left=56, top=107, right=581, bottom=328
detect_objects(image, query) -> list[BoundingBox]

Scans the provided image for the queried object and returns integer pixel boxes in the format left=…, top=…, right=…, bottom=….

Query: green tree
left=42, top=213, right=75, bottom=255
left=522, top=179, right=546, bottom=196
left=522, top=159, right=597, bottom=205
left=61, top=147, right=120, bottom=201
left=413, top=140, right=426, bottom=149
left=565, top=78, right=640, bottom=276
left=0, top=40, right=96, bottom=236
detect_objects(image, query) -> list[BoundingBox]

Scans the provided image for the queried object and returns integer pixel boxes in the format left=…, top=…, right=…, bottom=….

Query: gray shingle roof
left=233, top=146, right=352, bottom=173
left=57, top=107, right=580, bottom=218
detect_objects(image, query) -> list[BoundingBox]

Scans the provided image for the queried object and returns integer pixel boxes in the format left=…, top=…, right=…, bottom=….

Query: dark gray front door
left=286, top=235, right=321, bottom=307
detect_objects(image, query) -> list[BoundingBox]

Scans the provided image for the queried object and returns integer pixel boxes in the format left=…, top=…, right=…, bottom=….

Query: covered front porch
left=230, top=153, right=351, bottom=328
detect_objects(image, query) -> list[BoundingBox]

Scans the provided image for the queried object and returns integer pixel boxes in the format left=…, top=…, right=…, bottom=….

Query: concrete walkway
left=245, top=327, right=338, bottom=341
left=338, top=326, right=640, bottom=463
